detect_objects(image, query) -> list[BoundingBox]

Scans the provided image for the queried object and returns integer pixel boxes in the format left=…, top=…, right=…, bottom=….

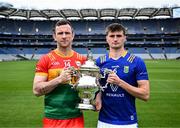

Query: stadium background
left=0, top=2, right=180, bottom=128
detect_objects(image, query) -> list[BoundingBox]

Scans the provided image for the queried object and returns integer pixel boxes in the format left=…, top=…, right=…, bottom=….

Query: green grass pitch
left=0, top=60, right=180, bottom=128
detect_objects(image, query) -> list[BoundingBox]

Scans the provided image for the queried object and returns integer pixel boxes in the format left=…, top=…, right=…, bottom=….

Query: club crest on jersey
left=123, top=66, right=129, bottom=73
left=75, top=61, right=81, bottom=67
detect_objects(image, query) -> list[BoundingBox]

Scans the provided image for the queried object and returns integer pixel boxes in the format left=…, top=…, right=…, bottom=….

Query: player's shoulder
left=126, top=52, right=136, bottom=63
left=126, top=52, right=145, bottom=64
left=73, top=51, right=87, bottom=61
left=96, top=54, right=107, bottom=66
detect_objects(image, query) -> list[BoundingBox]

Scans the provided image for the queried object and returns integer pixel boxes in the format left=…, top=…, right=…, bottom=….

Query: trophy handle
left=98, top=68, right=116, bottom=91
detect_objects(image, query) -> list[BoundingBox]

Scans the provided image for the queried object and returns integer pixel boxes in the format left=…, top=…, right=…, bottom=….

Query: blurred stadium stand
left=0, top=7, right=179, bottom=61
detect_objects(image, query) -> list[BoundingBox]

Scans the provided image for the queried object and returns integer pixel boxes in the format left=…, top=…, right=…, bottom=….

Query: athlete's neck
left=56, top=46, right=73, bottom=56
left=109, top=48, right=126, bottom=59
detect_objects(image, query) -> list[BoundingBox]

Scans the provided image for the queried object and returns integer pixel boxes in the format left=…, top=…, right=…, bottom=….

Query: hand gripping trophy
left=69, top=49, right=100, bottom=110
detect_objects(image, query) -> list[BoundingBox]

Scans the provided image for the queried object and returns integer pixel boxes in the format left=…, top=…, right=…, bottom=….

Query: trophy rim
left=76, top=84, right=97, bottom=88
left=77, top=103, right=95, bottom=110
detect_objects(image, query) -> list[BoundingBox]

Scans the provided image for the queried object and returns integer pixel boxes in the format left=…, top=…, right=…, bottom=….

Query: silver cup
left=69, top=51, right=100, bottom=110
left=76, top=58, right=100, bottom=110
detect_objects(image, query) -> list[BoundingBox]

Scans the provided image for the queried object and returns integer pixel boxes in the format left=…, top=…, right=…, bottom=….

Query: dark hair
left=105, top=23, right=126, bottom=36
left=53, top=19, right=74, bottom=34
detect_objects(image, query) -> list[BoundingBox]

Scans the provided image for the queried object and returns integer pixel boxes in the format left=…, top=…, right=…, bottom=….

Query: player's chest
left=101, top=61, right=136, bottom=79
left=48, top=58, right=82, bottom=69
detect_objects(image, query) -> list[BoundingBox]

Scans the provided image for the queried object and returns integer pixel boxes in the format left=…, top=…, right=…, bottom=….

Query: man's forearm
left=118, top=79, right=150, bottom=101
left=33, top=77, right=62, bottom=96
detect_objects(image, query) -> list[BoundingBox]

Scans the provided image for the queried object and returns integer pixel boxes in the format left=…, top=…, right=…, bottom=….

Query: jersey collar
left=54, top=48, right=74, bottom=58
left=108, top=50, right=127, bottom=59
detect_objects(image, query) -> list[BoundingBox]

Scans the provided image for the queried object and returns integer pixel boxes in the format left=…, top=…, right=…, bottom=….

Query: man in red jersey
left=33, top=20, right=87, bottom=128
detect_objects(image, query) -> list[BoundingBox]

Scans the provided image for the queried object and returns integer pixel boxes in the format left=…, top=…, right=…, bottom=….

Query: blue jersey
left=96, top=51, right=149, bottom=125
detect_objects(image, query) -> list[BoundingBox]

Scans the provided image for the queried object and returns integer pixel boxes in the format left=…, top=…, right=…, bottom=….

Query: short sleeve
left=35, top=55, right=49, bottom=76
left=135, top=57, right=149, bottom=80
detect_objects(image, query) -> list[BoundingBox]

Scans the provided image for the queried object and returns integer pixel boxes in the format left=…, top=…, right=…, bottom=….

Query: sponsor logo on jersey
left=52, top=61, right=60, bottom=66
left=106, top=93, right=124, bottom=97
left=110, top=84, right=118, bottom=92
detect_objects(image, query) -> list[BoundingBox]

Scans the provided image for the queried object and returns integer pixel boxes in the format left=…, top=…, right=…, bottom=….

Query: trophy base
left=77, top=103, right=95, bottom=110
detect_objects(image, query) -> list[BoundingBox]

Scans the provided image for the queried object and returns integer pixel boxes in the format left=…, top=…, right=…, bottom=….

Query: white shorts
left=97, top=120, right=138, bottom=128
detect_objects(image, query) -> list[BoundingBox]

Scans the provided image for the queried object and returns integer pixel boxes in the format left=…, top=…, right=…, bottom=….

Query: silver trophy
left=69, top=49, right=100, bottom=110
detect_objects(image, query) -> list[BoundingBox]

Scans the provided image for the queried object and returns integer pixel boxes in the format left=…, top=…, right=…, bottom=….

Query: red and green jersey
left=35, top=49, right=87, bottom=119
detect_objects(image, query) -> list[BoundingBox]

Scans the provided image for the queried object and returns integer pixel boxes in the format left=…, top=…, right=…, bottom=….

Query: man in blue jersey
left=95, top=23, right=150, bottom=128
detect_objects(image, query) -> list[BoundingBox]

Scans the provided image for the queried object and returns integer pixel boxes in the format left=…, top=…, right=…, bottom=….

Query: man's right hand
left=58, top=68, right=72, bottom=84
